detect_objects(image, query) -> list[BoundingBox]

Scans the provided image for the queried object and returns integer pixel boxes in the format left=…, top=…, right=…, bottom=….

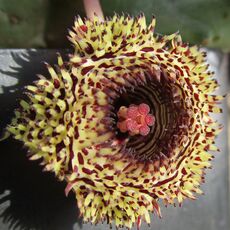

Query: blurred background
left=0, top=0, right=229, bottom=50
left=0, top=0, right=229, bottom=230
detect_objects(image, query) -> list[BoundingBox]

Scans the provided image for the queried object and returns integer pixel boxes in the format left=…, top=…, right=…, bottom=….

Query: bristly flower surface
left=6, top=14, right=223, bottom=229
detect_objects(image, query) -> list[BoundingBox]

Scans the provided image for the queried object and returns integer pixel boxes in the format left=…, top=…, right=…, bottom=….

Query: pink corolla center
left=117, top=103, right=155, bottom=136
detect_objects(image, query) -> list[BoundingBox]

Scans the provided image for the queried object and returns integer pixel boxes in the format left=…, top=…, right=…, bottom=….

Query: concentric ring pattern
left=6, top=14, right=223, bottom=229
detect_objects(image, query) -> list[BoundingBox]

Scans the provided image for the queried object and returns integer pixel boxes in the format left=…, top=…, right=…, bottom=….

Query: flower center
left=117, top=103, right=155, bottom=136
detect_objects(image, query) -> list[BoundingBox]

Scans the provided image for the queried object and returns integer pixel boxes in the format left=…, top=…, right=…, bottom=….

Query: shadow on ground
left=0, top=49, right=82, bottom=230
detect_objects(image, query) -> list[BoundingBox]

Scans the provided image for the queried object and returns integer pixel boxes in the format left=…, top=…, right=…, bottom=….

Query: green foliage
left=0, top=0, right=48, bottom=48
left=0, top=0, right=229, bottom=50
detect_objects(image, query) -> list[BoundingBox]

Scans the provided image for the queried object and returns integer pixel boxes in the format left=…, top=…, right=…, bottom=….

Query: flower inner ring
left=111, top=72, right=187, bottom=163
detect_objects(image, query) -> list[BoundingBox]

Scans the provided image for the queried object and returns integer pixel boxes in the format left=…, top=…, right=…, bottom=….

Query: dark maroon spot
left=184, top=49, right=190, bottom=56
left=67, top=150, right=74, bottom=171
left=45, top=111, right=51, bottom=119
left=195, top=157, right=202, bottom=161
left=46, top=92, right=53, bottom=99
left=74, top=126, right=79, bottom=139
left=88, top=78, right=94, bottom=87
left=141, top=47, right=154, bottom=52
left=161, top=63, right=167, bottom=69
left=55, top=105, right=61, bottom=113
left=27, top=133, right=33, bottom=141
left=184, top=78, right=193, bottom=91
left=78, top=186, right=85, bottom=191
left=91, top=52, right=115, bottom=61
left=194, top=133, right=200, bottom=141
left=38, top=100, right=45, bottom=106
left=95, top=164, right=103, bottom=171
left=104, top=183, right=117, bottom=189
left=28, top=109, right=36, bottom=120
left=69, top=148, right=74, bottom=160
left=130, top=59, right=135, bottom=64
left=92, top=88, right=99, bottom=95
left=181, top=168, right=187, bottom=175
left=206, top=132, right=213, bottom=138
left=120, top=182, right=143, bottom=189
left=113, top=66, right=122, bottom=71
left=104, top=176, right=114, bottom=180
left=82, top=168, right=95, bottom=175
left=38, top=130, right=43, bottom=139
left=85, top=43, right=94, bottom=54
left=59, top=88, right=65, bottom=100
left=154, top=171, right=179, bottom=187
left=82, top=148, right=88, bottom=155
left=71, top=74, right=78, bottom=97
left=19, top=130, right=25, bottom=135
left=122, top=163, right=132, bottom=172
left=103, top=164, right=113, bottom=170
left=81, top=178, right=95, bottom=186
left=91, top=36, right=97, bottom=42
left=80, top=25, right=88, bottom=32
left=98, top=63, right=113, bottom=68
left=174, top=65, right=184, bottom=76
left=156, top=49, right=164, bottom=53
left=54, top=79, right=60, bottom=88
left=81, top=65, right=94, bottom=75
left=194, top=93, right=199, bottom=100
left=156, top=54, right=164, bottom=61
left=82, top=105, right=87, bottom=117
left=78, top=152, right=84, bottom=164
left=96, top=82, right=101, bottom=89
left=52, top=131, right=58, bottom=137
left=158, top=191, right=164, bottom=196
left=56, top=141, right=65, bottom=153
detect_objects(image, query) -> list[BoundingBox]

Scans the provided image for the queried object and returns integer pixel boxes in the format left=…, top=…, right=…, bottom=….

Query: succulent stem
left=83, top=0, right=104, bottom=21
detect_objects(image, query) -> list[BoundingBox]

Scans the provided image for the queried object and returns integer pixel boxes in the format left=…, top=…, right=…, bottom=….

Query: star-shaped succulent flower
left=5, top=14, right=223, bottom=229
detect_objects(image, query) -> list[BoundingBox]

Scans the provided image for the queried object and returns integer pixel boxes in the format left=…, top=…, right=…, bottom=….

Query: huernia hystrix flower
left=5, top=14, right=223, bottom=229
